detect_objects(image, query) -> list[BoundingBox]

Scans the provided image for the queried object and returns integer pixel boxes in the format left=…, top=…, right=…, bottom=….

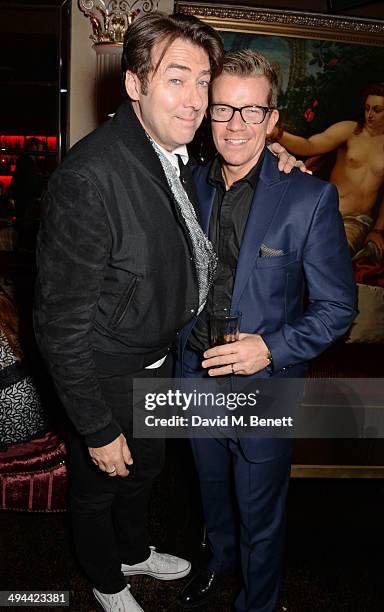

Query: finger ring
left=231, top=363, right=235, bottom=375
left=106, top=466, right=116, bottom=474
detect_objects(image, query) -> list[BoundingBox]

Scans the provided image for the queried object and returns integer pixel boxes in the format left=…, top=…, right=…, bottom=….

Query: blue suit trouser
left=191, top=436, right=291, bottom=612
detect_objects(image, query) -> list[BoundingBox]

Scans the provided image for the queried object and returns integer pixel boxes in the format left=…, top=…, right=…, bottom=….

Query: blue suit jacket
left=179, top=150, right=357, bottom=460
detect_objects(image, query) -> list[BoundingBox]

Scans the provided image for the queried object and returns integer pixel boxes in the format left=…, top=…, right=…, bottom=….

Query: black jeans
left=66, top=357, right=172, bottom=593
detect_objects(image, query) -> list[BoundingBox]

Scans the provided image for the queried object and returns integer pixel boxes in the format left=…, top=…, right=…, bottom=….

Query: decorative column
left=78, top=1, right=162, bottom=121
left=93, top=43, right=125, bottom=121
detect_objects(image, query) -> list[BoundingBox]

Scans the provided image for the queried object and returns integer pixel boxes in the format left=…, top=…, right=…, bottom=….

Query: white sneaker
left=93, top=585, right=143, bottom=612
left=121, top=545, right=191, bottom=581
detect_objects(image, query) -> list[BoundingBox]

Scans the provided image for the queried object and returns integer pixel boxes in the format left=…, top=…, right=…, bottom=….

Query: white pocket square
left=259, top=243, right=286, bottom=257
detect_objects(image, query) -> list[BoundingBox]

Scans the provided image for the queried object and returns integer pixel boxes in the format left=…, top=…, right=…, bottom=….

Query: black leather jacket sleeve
left=34, top=168, right=122, bottom=447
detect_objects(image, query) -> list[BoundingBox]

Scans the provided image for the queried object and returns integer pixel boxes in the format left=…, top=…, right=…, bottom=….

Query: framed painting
left=175, top=2, right=384, bottom=477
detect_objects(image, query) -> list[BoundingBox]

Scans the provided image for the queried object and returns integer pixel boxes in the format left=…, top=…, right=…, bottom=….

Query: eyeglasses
left=209, top=104, right=274, bottom=124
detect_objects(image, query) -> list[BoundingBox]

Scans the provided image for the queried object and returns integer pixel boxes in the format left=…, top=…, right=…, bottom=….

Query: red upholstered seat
left=0, top=430, right=68, bottom=512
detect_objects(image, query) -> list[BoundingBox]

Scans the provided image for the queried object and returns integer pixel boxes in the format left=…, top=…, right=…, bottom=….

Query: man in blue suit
left=178, top=50, right=357, bottom=612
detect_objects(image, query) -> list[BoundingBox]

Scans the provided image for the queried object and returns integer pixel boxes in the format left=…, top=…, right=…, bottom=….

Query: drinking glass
left=210, top=310, right=242, bottom=347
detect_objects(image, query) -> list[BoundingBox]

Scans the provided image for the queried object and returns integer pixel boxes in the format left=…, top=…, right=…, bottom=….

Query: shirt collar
left=208, top=147, right=266, bottom=190
left=156, top=143, right=189, bottom=177
left=172, top=145, right=189, bottom=166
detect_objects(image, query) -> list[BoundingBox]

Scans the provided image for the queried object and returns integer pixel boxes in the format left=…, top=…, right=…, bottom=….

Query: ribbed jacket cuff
left=84, top=420, right=122, bottom=448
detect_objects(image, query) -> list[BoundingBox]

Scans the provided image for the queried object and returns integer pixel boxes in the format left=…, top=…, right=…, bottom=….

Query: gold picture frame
left=175, top=2, right=384, bottom=45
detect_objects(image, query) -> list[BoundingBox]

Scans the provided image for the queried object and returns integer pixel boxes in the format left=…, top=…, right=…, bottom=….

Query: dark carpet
left=1, top=440, right=384, bottom=612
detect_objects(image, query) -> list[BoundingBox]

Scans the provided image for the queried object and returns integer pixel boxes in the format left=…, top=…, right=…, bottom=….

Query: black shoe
left=177, top=569, right=221, bottom=608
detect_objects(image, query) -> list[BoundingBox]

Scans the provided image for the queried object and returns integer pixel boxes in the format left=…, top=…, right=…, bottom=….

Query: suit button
left=182, top=178, right=187, bottom=184
left=190, top=308, right=195, bottom=313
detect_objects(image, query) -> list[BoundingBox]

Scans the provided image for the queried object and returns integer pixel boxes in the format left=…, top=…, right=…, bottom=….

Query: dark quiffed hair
left=121, top=12, right=224, bottom=93
left=220, top=50, right=279, bottom=108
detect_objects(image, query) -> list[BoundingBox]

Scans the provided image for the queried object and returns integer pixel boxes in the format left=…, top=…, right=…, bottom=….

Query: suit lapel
left=192, top=164, right=216, bottom=234
left=231, top=151, right=290, bottom=312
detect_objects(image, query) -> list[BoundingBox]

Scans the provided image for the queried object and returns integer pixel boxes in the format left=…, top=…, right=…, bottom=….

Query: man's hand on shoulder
left=268, top=141, right=311, bottom=174
left=202, top=333, right=271, bottom=376
left=88, top=433, right=133, bottom=478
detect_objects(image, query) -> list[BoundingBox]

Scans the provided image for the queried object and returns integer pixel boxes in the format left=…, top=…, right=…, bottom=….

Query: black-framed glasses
left=209, top=104, right=274, bottom=124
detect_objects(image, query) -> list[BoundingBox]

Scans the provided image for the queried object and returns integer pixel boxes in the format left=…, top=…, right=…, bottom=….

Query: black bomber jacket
left=34, top=100, right=199, bottom=446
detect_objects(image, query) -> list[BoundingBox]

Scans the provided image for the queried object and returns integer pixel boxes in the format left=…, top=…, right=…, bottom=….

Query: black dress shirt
left=188, top=150, right=265, bottom=353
